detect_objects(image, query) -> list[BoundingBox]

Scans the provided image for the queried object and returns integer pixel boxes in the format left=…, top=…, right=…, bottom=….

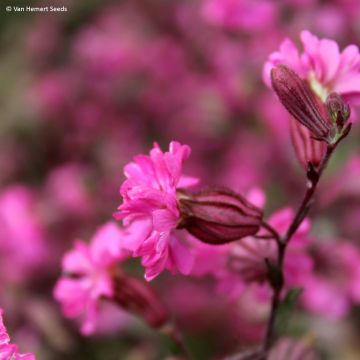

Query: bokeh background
left=1, top=0, right=360, bottom=359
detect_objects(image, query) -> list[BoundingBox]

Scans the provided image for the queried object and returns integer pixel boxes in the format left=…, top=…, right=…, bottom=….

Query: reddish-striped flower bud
left=112, top=271, right=168, bottom=328
left=290, top=119, right=327, bottom=169
left=177, top=187, right=263, bottom=245
left=271, top=65, right=333, bottom=142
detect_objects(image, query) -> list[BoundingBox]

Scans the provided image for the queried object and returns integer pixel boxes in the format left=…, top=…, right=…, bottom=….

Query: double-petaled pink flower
left=114, top=141, right=199, bottom=281
left=0, top=309, right=35, bottom=360
left=54, top=222, right=130, bottom=335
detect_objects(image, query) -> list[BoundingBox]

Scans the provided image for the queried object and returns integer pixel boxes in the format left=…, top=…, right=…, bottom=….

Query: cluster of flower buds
left=270, top=64, right=351, bottom=170
left=271, top=65, right=351, bottom=141
left=177, top=187, right=263, bottom=245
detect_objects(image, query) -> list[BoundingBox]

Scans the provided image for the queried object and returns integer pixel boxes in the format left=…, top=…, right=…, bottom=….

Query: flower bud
left=271, top=65, right=332, bottom=142
left=326, top=92, right=350, bottom=131
left=112, top=271, right=168, bottom=328
left=177, top=187, right=263, bottom=245
left=290, top=119, right=327, bottom=169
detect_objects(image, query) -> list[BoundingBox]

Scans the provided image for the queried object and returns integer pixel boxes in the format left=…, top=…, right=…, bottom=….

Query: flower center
left=308, top=72, right=328, bottom=102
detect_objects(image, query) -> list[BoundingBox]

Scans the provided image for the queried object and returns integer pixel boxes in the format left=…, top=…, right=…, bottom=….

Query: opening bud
left=271, top=65, right=332, bottom=142
left=112, top=271, right=169, bottom=328
left=326, top=92, right=350, bottom=131
left=177, top=187, right=263, bottom=245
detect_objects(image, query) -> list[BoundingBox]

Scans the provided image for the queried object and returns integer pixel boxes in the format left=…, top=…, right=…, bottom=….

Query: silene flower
left=264, top=31, right=356, bottom=167
left=271, top=66, right=351, bottom=169
left=114, top=141, right=199, bottom=281
left=54, top=222, right=169, bottom=334
left=264, top=30, right=360, bottom=104
left=0, top=308, right=35, bottom=360
left=54, top=222, right=130, bottom=335
left=115, top=142, right=265, bottom=280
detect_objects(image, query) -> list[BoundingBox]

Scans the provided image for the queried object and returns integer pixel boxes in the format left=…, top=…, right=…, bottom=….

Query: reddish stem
left=261, top=136, right=345, bottom=357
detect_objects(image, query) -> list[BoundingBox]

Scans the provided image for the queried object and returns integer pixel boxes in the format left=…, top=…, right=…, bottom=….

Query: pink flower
left=301, top=241, right=360, bottom=319
left=0, top=309, right=35, bottom=360
left=264, top=32, right=356, bottom=168
left=114, top=141, right=198, bottom=281
left=54, top=222, right=129, bottom=335
left=264, top=30, right=360, bottom=104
